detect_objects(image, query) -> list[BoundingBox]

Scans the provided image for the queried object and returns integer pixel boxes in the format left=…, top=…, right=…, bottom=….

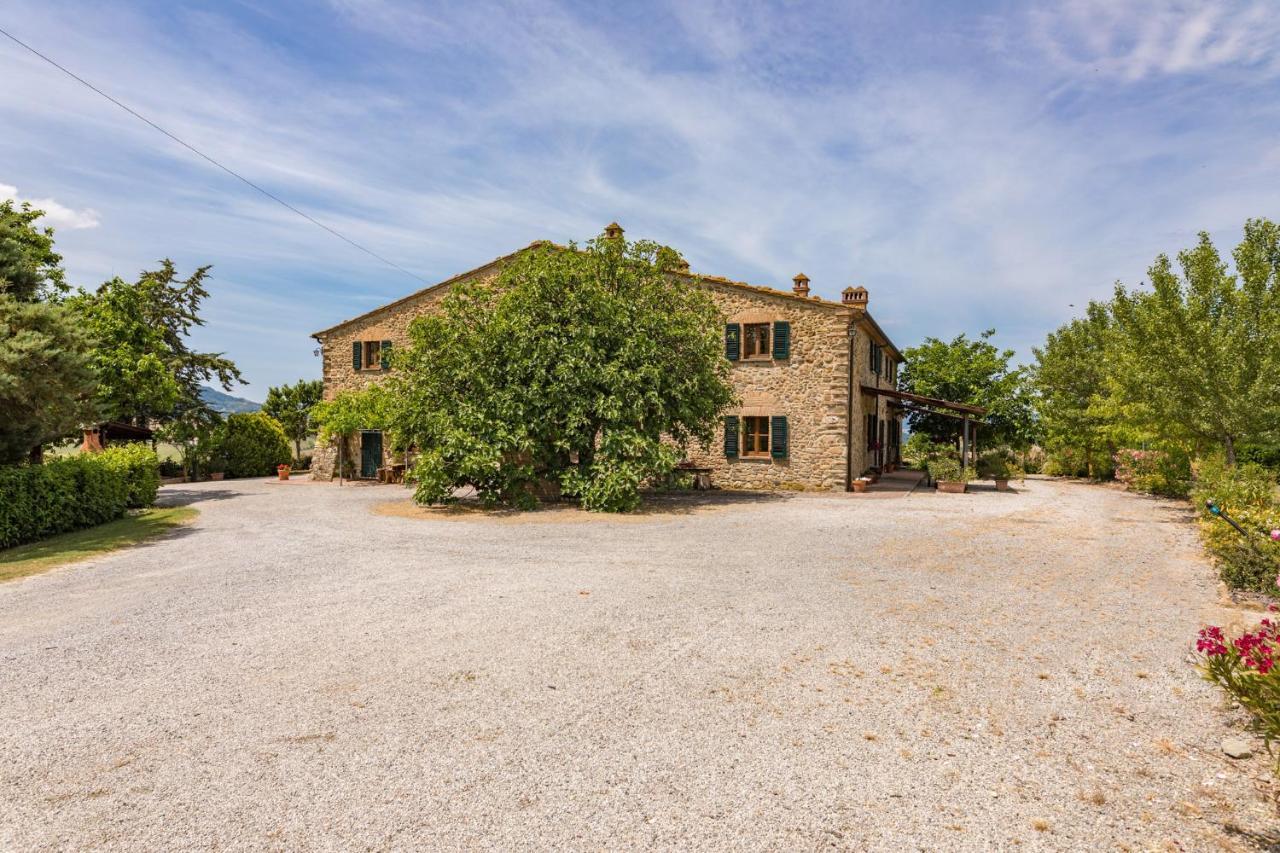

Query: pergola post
left=961, top=415, right=969, bottom=472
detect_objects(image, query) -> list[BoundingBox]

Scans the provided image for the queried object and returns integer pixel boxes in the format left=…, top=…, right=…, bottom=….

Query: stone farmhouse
left=310, top=225, right=911, bottom=491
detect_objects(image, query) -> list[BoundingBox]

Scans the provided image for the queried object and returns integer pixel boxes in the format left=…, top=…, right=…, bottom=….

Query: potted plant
left=980, top=455, right=1013, bottom=491
left=929, top=457, right=969, bottom=493
left=851, top=478, right=869, bottom=493
left=277, top=463, right=291, bottom=481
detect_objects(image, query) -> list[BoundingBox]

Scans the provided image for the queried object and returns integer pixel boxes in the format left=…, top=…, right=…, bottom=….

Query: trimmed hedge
left=216, top=412, right=292, bottom=479
left=0, top=445, right=160, bottom=549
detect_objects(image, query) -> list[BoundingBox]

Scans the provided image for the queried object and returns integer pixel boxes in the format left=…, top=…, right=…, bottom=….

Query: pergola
left=860, top=386, right=989, bottom=470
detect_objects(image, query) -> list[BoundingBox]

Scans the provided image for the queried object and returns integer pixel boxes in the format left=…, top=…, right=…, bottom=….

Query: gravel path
left=1, top=477, right=1275, bottom=850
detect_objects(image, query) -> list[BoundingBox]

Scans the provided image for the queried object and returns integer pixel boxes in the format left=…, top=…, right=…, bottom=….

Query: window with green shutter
left=770, top=415, right=788, bottom=459
left=725, top=324, right=741, bottom=361
left=352, top=341, right=362, bottom=371
left=772, top=321, right=790, bottom=360
left=380, top=340, right=392, bottom=369
left=723, top=415, right=739, bottom=457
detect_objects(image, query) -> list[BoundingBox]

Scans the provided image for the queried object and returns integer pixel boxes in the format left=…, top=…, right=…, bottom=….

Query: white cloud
left=1028, top=0, right=1280, bottom=81
left=0, top=183, right=100, bottom=229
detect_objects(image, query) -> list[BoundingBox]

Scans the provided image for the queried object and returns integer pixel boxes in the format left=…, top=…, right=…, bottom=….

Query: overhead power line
left=0, top=26, right=428, bottom=285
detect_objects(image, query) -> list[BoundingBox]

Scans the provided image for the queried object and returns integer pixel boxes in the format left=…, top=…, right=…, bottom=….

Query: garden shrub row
left=1112, top=448, right=1192, bottom=498
left=1190, top=454, right=1280, bottom=593
left=0, top=445, right=160, bottom=549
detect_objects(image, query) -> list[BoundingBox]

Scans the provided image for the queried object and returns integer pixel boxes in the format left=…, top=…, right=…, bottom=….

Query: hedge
left=216, top=412, right=291, bottom=479
left=0, top=445, right=160, bottom=549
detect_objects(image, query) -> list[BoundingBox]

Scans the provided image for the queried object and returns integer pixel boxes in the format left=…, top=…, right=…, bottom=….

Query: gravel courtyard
left=2, top=476, right=1276, bottom=850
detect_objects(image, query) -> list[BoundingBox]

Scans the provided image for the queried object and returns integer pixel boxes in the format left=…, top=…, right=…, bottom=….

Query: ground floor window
left=743, top=416, right=770, bottom=457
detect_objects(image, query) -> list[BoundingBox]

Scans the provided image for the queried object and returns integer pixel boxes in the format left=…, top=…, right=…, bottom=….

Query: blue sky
left=3, top=0, right=1279, bottom=398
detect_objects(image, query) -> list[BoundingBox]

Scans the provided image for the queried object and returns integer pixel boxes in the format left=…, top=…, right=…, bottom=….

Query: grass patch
left=0, top=507, right=197, bottom=583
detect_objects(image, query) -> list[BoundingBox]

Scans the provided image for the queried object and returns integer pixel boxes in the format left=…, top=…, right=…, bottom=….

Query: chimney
left=842, top=286, right=868, bottom=308
left=603, top=221, right=624, bottom=240
left=675, top=258, right=690, bottom=272
left=792, top=272, right=810, bottom=297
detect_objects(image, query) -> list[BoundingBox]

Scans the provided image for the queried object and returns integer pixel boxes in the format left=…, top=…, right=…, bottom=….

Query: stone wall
left=310, top=270, right=494, bottom=479
left=310, top=263, right=904, bottom=489
left=684, top=282, right=854, bottom=491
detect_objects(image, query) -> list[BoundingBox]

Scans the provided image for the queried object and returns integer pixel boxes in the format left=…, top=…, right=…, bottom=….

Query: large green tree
left=1031, top=302, right=1118, bottom=476
left=0, top=294, right=99, bottom=463
left=0, top=199, right=66, bottom=302
left=263, top=379, right=324, bottom=463
left=1107, top=220, right=1280, bottom=464
left=899, top=329, right=1035, bottom=448
left=69, top=261, right=243, bottom=427
left=0, top=201, right=97, bottom=462
left=389, top=233, right=736, bottom=511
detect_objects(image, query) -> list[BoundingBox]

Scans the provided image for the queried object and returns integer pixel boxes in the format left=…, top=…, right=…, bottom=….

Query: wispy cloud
left=1027, top=0, right=1280, bottom=81
left=1, top=0, right=1278, bottom=392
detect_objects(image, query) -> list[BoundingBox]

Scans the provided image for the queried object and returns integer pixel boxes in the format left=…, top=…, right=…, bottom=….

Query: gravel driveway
left=1, top=477, right=1275, bottom=850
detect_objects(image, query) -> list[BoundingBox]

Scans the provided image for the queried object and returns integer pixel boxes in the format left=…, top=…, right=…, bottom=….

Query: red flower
left=1197, top=626, right=1228, bottom=656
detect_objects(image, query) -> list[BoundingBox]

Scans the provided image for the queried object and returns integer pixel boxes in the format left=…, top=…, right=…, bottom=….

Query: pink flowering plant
left=1197, top=610, right=1280, bottom=774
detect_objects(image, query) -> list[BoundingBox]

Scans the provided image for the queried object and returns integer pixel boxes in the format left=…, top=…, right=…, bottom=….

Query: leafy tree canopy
left=263, top=379, right=323, bottom=462
left=899, top=329, right=1035, bottom=448
left=1106, top=220, right=1280, bottom=464
left=389, top=234, right=736, bottom=512
left=0, top=294, right=99, bottom=463
left=68, top=261, right=243, bottom=427
left=0, top=199, right=66, bottom=302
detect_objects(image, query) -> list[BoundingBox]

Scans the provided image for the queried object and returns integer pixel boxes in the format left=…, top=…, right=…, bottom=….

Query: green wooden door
left=360, top=430, right=382, bottom=478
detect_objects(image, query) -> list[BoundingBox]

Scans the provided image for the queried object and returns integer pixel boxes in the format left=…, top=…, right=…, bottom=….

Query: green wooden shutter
left=772, top=321, right=790, bottom=359
left=725, top=324, right=740, bottom=361
left=380, top=340, right=392, bottom=369
left=770, top=415, right=788, bottom=459
left=352, top=341, right=362, bottom=371
left=723, top=416, right=739, bottom=458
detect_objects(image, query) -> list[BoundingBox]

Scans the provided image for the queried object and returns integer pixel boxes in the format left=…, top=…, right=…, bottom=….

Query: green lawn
left=0, top=507, right=197, bottom=583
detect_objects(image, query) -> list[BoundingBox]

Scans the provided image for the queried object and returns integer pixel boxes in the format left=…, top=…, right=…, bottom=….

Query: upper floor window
left=352, top=339, right=392, bottom=371
left=725, top=320, right=791, bottom=361
left=743, top=323, right=771, bottom=359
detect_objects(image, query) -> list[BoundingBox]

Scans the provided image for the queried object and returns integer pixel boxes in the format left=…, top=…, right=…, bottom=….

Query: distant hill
left=200, top=386, right=261, bottom=414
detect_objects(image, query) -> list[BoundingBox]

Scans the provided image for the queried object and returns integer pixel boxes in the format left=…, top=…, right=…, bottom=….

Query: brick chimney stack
left=842, top=286, right=869, bottom=308
left=792, top=273, right=810, bottom=297
left=603, top=221, right=624, bottom=240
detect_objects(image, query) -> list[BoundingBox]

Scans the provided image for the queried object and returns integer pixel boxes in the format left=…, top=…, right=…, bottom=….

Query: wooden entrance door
left=360, top=430, right=382, bottom=478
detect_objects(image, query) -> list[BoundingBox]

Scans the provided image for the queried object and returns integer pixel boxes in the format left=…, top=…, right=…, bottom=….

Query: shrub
left=903, top=434, right=952, bottom=469
left=1113, top=448, right=1192, bottom=498
left=158, top=459, right=183, bottom=478
left=1043, top=445, right=1114, bottom=479
left=0, top=450, right=160, bottom=549
left=215, top=413, right=291, bottom=479
left=928, top=456, right=969, bottom=483
left=977, top=450, right=1013, bottom=480
left=1196, top=619, right=1280, bottom=776
left=99, top=444, right=161, bottom=508
left=1192, top=455, right=1280, bottom=592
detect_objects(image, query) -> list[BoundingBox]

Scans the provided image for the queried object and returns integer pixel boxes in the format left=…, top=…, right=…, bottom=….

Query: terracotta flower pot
left=937, top=480, right=966, bottom=494
left=278, top=465, right=291, bottom=481
left=994, top=478, right=1010, bottom=492
left=210, top=472, right=225, bottom=481
left=851, top=480, right=868, bottom=493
